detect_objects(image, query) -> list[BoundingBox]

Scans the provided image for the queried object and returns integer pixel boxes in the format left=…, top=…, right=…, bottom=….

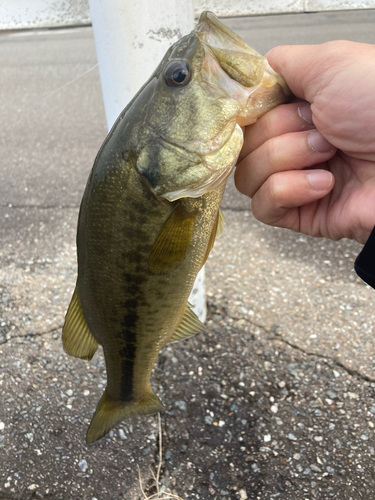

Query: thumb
left=265, top=44, right=322, bottom=101
left=265, top=41, right=368, bottom=103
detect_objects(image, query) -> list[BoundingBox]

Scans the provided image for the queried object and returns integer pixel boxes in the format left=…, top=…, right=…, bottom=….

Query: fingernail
left=308, top=131, right=334, bottom=153
left=307, top=171, right=333, bottom=191
left=298, top=105, right=313, bottom=125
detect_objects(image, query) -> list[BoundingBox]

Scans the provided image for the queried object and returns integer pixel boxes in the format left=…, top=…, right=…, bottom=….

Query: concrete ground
left=1, top=9, right=375, bottom=500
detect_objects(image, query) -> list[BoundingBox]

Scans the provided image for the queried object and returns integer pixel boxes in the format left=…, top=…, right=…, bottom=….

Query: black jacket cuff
left=354, top=226, right=375, bottom=289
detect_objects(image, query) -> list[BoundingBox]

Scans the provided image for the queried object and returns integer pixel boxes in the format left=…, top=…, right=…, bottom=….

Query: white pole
left=88, top=0, right=194, bottom=128
left=87, top=0, right=206, bottom=321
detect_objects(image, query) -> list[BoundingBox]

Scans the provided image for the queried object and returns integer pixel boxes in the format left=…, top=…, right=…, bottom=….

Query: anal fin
left=169, top=303, right=205, bottom=343
left=86, top=389, right=164, bottom=444
left=62, top=286, right=99, bottom=361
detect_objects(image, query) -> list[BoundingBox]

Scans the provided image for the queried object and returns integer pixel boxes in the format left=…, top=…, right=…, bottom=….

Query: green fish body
left=62, top=11, right=291, bottom=443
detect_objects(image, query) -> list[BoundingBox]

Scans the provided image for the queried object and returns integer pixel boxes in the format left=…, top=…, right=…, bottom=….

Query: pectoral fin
left=169, top=303, right=205, bottom=343
left=86, top=389, right=164, bottom=444
left=62, top=287, right=99, bottom=361
left=149, top=204, right=197, bottom=273
left=201, top=208, right=225, bottom=269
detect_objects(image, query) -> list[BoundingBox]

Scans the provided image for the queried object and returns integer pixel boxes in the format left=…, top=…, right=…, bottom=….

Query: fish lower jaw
left=221, top=84, right=291, bottom=128
left=236, top=75, right=292, bottom=127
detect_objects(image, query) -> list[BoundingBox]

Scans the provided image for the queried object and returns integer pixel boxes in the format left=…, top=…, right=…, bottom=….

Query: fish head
left=136, top=11, right=291, bottom=201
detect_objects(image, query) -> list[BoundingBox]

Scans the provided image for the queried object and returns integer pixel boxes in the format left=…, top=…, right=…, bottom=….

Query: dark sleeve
left=354, top=226, right=375, bottom=289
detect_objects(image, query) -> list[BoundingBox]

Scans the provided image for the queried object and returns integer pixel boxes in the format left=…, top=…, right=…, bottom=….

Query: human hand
left=235, top=41, right=375, bottom=244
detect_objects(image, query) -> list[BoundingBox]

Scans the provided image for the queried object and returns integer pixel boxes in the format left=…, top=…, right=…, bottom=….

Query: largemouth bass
left=62, top=11, right=291, bottom=443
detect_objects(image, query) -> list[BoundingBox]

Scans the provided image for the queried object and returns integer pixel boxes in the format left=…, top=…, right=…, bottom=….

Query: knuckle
left=264, top=138, right=281, bottom=170
left=268, top=174, right=283, bottom=205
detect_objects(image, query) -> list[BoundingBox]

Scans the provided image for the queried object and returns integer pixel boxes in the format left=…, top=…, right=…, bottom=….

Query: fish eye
left=164, top=61, right=191, bottom=87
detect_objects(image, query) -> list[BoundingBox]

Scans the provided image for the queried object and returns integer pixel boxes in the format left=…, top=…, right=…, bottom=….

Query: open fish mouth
left=197, top=11, right=291, bottom=127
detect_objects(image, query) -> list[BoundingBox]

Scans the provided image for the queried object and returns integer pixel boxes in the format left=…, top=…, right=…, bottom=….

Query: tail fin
left=86, top=389, right=164, bottom=444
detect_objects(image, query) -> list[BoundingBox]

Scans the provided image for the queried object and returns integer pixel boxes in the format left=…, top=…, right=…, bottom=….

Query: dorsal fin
left=169, top=303, right=205, bottom=343
left=149, top=203, right=197, bottom=273
left=62, top=286, right=99, bottom=361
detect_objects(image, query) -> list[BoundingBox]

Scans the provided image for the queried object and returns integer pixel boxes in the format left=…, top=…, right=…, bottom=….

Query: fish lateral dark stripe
left=118, top=298, right=140, bottom=402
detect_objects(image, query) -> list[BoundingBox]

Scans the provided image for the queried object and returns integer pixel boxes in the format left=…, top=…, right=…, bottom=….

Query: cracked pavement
left=1, top=9, right=375, bottom=500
